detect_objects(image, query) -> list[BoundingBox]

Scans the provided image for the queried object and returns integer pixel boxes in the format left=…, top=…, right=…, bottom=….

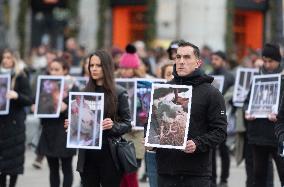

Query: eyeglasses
left=175, top=54, right=191, bottom=61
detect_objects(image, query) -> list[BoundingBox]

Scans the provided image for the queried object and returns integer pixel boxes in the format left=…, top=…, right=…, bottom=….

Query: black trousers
left=252, top=145, right=284, bottom=187
left=46, top=156, right=73, bottom=187
left=158, top=174, right=211, bottom=187
left=80, top=145, right=122, bottom=187
left=212, top=141, right=230, bottom=185
left=0, top=174, right=18, bottom=187
left=244, top=142, right=273, bottom=187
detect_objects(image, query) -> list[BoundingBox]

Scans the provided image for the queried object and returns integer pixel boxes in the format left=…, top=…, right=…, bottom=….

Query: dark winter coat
left=37, top=85, right=79, bottom=158
left=76, top=84, right=132, bottom=172
left=156, top=67, right=227, bottom=177
left=0, top=73, right=32, bottom=175
left=244, top=67, right=284, bottom=147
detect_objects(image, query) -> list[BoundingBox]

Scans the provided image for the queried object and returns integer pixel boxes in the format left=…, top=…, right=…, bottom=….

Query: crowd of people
left=0, top=37, right=284, bottom=187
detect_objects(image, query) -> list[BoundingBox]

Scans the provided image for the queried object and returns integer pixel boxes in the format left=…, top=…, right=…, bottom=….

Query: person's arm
left=275, top=95, right=284, bottom=142
left=108, top=90, right=132, bottom=136
left=11, top=75, right=33, bottom=107
left=192, top=89, right=227, bottom=153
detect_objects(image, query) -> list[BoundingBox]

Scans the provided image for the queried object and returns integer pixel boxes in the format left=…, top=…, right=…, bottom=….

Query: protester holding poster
left=210, top=51, right=235, bottom=187
left=245, top=43, right=284, bottom=187
left=76, top=50, right=131, bottom=187
left=116, top=44, right=146, bottom=187
left=155, top=41, right=227, bottom=187
left=37, top=58, right=78, bottom=187
left=0, top=49, right=32, bottom=187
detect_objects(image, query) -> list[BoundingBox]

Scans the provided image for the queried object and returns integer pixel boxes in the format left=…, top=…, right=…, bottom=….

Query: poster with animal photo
left=135, top=78, right=166, bottom=130
left=211, top=76, right=224, bottom=93
left=67, top=92, right=104, bottom=149
left=248, top=74, right=281, bottom=118
left=233, top=67, right=258, bottom=107
left=0, top=74, right=11, bottom=115
left=115, top=78, right=137, bottom=125
left=34, top=75, right=65, bottom=118
left=145, top=84, right=192, bottom=149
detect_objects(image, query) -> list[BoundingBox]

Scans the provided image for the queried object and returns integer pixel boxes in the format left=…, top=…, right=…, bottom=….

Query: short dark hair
left=178, top=41, right=200, bottom=59
left=52, top=57, right=70, bottom=72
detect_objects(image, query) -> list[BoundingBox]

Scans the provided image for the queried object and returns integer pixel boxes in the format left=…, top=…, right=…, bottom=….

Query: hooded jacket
left=156, top=66, right=227, bottom=176
left=245, top=66, right=284, bottom=147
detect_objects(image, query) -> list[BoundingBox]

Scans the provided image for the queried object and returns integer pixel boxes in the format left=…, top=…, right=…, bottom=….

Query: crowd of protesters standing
left=1, top=37, right=284, bottom=187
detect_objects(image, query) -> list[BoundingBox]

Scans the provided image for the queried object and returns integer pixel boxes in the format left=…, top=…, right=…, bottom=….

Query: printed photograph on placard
left=115, top=78, right=137, bottom=125
left=135, top=78, right=166, bottom=130
left=233, top=67, right=258, bottom=107
left=34, top=75, right=65, bottom=118
left=67, top=92, right=104, bottom=149
left=248, top=74, right=281, bottom=118
left=0, top=74, right=11, bottom=115
left=145, top=83, right=192, bottom=149
left=211, top=75, right=224, bottom=93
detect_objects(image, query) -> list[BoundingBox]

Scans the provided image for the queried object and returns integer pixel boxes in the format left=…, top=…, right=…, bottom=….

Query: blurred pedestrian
left=0, top=49, right=32, bottom=187
left=245, top=43, right=284, bottom=187
left=210, top=51, right=235, bottom=187
left=117, top=44, right=145, bottom=187
left=36, top=58, right=78, bottom=187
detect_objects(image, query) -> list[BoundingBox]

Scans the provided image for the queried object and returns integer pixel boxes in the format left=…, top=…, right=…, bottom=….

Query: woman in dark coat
left=0, top=49, right=32, bottom=187
left=37, top=57, right=78, bottom=187
left=75, top=50, right=132, bottom=187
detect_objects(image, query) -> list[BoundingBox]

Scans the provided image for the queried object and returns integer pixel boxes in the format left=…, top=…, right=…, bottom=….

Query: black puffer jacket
left=0, top=73, right=32, bottom=175
left=76, top=84, right=132, bottom=172
left=245, top=67, right=284, bottom=147
left=156, top=67, right=227, bottom=176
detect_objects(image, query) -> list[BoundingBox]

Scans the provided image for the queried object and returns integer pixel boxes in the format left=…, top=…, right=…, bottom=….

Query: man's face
left=211, top=54, right=224, bottom=70
left=175, top=46, right=201, bottom=77
left=262, top=57, right=280, bottom=73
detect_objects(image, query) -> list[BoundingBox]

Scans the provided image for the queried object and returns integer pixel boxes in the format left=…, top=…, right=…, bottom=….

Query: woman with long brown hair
left=76, top=50, right=132, bottom=187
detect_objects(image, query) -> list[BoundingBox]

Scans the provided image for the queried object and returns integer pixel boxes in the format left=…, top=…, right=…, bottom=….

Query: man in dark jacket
left=210, top=51, right=235, bottom=187
left=245, top=43, right=284, bottom=187
left=156, top=41, right=227, bottom=187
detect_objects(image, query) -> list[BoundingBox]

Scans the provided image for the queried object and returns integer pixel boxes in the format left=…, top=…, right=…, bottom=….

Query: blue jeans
left=146, top=151, right=158, bottom=187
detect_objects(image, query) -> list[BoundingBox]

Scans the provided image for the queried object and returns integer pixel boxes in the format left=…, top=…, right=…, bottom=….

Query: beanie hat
left=213, top=51, right=227, bottom=61
left=111, top=47, right=123, bottom=58
left=262, top=43, right=282, bottom=62
left=119, top=44, right=140, bottom=69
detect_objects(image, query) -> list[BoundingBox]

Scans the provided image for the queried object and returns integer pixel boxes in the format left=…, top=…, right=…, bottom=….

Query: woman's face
left=120, top=68, right=135, bottom=78
left=1, top=52, right=14, bottom=69
left=49, top=61, right=67, bottom=76
left=164, top=65, right=174, bottom=81
left=89, top=55, right=104, bottom=83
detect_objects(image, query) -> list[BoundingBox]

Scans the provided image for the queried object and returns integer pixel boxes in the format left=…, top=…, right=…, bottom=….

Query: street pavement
left=18, top=115, right=281, bottom=187
left=16, top=148, right=282, bottom=187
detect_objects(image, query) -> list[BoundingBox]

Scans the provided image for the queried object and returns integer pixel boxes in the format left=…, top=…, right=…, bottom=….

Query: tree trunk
left=0, top=0, right=7, bottom=51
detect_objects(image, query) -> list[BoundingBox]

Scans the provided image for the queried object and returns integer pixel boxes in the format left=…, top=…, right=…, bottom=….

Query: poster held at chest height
left=145, top=83, right=192, bottom=149
left=67, top=92, right=104, bottom=149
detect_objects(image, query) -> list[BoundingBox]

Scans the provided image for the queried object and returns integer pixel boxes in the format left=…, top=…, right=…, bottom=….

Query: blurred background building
left=1, top=0, right=283, bottom=61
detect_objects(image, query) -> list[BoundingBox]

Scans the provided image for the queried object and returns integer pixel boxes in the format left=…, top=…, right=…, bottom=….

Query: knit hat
left=262, top=43, right=282, bottom=62
left=119, top=44, right=140, bottom=69
left=212, top=51, right=227, bottom=61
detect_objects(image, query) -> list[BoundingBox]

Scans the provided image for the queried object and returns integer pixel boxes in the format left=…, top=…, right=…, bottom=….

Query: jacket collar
left=172, top=65, right=213, bottom=87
